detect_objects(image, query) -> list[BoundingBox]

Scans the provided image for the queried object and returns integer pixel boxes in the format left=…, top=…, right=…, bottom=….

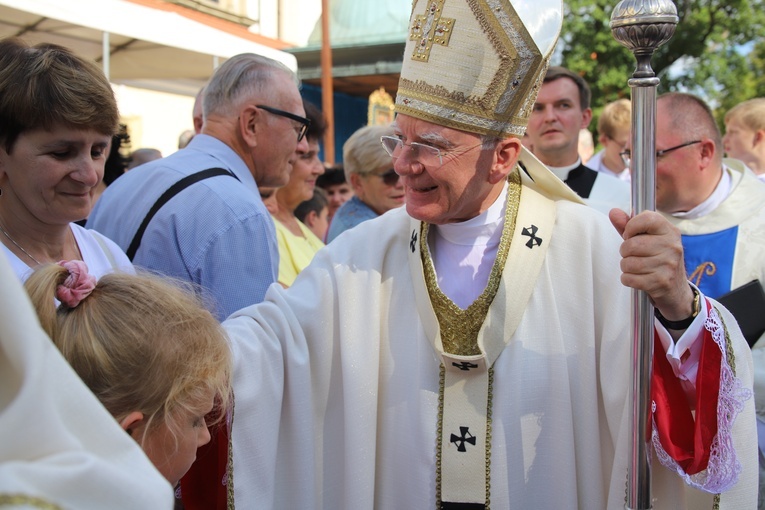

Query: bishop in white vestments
left=224, top=1, right=757, bottom=508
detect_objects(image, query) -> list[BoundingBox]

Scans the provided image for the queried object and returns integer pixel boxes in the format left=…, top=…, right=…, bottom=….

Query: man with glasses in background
left=89, top=53, right=309, bottom=320
left=223, top=2, right=756, bottom=508
left=641, top=92, right=765, bottom=506
left=88, top=52, right=309, bottom=510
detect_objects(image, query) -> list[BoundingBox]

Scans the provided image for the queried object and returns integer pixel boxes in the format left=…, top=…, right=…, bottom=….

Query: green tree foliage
left=559, top=0, right=765, bottom=129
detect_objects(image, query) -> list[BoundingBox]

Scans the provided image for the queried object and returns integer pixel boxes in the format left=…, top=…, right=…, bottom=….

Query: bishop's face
left=391, top=115, right=506, bottom=225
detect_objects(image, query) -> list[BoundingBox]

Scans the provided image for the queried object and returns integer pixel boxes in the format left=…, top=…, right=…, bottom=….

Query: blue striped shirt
left=88, top=135, right=278, bottom=320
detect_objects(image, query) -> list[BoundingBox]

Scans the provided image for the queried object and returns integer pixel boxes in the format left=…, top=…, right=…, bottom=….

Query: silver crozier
left=610, top=2, right=679, bottom=509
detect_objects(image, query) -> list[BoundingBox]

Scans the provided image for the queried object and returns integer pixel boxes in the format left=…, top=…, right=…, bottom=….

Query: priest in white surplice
left=652, top=91, right=765, bottom=508
left=224, top=1, right=757, bottom=508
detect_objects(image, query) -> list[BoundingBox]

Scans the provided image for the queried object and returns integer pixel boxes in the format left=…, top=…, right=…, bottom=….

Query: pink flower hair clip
left=55, top=260, right=97, bottom=308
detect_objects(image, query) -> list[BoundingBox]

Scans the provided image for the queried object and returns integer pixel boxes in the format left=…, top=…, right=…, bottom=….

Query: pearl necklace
left=0, top=222, right=42, bottom=266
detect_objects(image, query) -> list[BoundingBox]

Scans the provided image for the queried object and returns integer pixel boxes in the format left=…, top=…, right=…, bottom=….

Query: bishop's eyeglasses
left=380, top=135, right=484, bottom=168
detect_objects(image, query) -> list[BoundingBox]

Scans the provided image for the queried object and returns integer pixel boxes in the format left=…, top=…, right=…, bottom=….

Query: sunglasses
left=256, top=105, right=311, bottom=142
left=371, top=168, right=400, bottom=186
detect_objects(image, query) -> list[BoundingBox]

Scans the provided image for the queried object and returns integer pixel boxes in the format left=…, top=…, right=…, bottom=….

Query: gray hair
left=480, top=134, right=501, bottom=150
left=343, top=124, right=396, bottom=181
left=203, top=53, right=297, bottom=118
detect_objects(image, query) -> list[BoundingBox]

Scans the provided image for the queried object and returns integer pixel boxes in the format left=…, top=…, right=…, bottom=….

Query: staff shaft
left=610, top=2, right=679, bottom=508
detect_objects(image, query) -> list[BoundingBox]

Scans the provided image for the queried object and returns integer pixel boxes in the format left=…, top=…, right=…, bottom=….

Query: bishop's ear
left=488, top=137, right=523, bottom=184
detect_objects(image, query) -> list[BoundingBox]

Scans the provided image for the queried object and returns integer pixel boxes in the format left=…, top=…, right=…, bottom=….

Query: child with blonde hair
left=724, top=98, right=765, bottom=179
left=24, top=260, right=232, bottom=487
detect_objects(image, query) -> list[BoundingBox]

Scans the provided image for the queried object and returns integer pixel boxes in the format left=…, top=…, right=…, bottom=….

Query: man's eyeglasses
left=380, top=135, right=483, bottom=168
left=620, top=140, right=702, bottom=168
left=371, top=168, right=400, bottom=186
left=256, top=105, right=311, bottom=142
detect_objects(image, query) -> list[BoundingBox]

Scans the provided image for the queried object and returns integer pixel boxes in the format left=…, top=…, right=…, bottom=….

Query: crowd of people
left=2, top=0, right=765, bottom=508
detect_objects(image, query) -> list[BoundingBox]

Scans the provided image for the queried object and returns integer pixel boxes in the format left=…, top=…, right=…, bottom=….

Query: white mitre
left=0, top=251, right=173, bottom=509
left=395, top=0, right=583, bottom=204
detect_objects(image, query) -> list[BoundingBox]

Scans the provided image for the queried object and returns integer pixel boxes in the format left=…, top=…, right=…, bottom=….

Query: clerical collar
left=431, top=182, right=508, bottom=309
left=672, top=166, right=733, bottom=220
left=435, top=181, right=508, bottom=245
left=547, top=158, right=583, bottom=182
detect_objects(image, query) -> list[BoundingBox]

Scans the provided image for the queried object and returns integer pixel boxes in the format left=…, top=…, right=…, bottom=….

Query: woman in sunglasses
left=326, top=124, right=405, bottom=243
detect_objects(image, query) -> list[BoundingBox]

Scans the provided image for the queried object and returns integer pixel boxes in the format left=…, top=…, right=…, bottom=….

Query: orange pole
left=320, top=0, right=335, bottom=164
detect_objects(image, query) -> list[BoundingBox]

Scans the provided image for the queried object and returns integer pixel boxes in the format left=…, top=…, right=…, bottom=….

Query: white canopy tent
left=0, top=0, right=298, bottom=96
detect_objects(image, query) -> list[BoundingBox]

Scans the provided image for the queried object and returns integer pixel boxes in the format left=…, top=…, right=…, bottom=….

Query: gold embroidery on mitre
left=397, top=0, right=546, bottom=138
left=421, top=170, right=521, bottom=356
left=688, top=261, right=716, bottom=288
left=410, top=0, right=455, bottom=62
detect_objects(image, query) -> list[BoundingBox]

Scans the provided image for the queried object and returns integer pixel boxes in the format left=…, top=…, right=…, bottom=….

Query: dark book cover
left=716, top=280, right=765, bottom=348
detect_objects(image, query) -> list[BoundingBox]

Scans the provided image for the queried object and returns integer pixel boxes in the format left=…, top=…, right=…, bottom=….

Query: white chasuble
left=415, top=172, right=555, bottom=507
left=225, top=168, right=757, bottom=509
left=665, top=161, right=765, bottom=345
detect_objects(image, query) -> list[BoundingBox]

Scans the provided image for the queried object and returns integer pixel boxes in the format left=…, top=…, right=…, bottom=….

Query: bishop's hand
left=609, top=209, right=695, bottom=324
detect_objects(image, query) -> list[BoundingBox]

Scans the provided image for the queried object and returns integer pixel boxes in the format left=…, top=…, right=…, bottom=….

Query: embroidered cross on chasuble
left=419, top=171, right=555, bottom=509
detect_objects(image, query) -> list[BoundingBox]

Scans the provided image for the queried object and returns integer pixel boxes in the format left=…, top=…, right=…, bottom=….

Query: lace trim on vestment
left=651, top=306, right=751, bottom=493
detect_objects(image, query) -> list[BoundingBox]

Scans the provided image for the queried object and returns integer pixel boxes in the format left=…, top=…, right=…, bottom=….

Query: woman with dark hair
left=0, top=38, right=132, bottom=281
left=269, top=100, right=327, bottom=286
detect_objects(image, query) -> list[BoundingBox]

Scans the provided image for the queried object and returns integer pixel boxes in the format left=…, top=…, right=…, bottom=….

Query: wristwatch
left=654, top=285, right=701, bottom=330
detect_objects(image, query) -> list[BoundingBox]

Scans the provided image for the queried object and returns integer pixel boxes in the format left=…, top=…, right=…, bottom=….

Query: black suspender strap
left=126, top=167, right=239, bottom=260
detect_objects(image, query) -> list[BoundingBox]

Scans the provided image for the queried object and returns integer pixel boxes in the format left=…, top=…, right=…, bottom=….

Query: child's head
left=295, top=187, right=330, bottom=241
left=723, top=98, right=765, bottom=169
left=24, top=262, right=232, bottom=485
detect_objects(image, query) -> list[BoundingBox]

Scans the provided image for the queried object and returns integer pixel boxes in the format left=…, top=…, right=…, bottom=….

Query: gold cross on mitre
left=409, top=0, right=455, bottom=62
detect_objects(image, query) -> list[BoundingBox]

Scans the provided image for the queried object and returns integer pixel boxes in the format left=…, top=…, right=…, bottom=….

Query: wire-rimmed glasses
left=380, top=136, right=484, bottom=168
